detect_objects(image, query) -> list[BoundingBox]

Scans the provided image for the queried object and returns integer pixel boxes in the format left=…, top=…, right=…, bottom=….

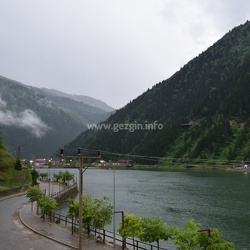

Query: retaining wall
left=0, top=184, right=30, bottom=197
left=50, top=184, right=78, bottom=205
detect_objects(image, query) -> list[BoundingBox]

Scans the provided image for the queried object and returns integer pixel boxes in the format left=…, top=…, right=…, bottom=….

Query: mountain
left=0, top=77, right=114, bottom=158
left=39, top=88, right=114, bottom=112
left=65, top=21, right=250, bottom=164
left=0, top=134, right=14, bottom=172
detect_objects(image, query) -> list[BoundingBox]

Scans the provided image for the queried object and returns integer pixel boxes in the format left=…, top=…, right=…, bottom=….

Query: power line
left=62, top=147, right=247, bottom=165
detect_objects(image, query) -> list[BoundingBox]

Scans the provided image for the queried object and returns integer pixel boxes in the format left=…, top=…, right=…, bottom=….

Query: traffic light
left=60, top=148, right=64, bottom=157
left=78, top=148, right=81, bottom=155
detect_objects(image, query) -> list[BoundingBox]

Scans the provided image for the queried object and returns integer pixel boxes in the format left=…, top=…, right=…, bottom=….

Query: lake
left=41, top=168, right=250, bottom=249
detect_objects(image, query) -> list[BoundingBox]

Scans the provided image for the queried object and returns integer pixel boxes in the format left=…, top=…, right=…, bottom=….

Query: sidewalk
left=20, top=203, right=121, bottom=250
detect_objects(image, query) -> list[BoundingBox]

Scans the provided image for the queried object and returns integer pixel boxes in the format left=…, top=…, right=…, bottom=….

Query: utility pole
left=17, top=145, right=25, bottom=158
left=61, top=148, right=100, bottom=250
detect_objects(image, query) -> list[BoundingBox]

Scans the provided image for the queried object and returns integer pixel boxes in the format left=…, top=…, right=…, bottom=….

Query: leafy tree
left=91, top=195, right=113, bottom=238
left=67, top=199, right=79, bottom=233
left=67, top=194, right=113, bottom=239
left=172, top=219, right=235, bottom=250
left=67, top=199, right=79, bottom=219
left=61, top=170, right=74, bottom=185
left=53, top=172, right=62, bottom=182
left=82, top=194, right=94, bottom=236
left=26, top=186, right=44, bottom=212
left=37, top=195, right=58, bottom=221
left=39, top=172, right=48, bottom=180
left=206, top=228, right=235, bottom=250
left=172, top=219, right=201, bottom=249
left=53, top=170, right=74, bottom=184
left=117, top=213, right=142, bottom=250
left=138, top=216, right=170, bottom=250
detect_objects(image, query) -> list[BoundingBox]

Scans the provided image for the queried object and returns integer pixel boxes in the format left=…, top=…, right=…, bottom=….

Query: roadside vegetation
left=67, top=194, right=113, bottom=242
left=117, top=214, right=235, bottom=250
left=0, top=135, right=31, bottom=191
left=26, top=185, right=58, bottom=221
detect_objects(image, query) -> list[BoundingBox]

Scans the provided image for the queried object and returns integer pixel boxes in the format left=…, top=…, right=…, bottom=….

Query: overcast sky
left=0, top=0, right=249, bottom=109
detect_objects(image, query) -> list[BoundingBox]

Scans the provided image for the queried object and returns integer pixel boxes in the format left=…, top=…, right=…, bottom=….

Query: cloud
left=0, top=98, right=50, bottom=137
left=0, top=98, right=7, bottom=108
left=0, top=0, right=249, bottom=108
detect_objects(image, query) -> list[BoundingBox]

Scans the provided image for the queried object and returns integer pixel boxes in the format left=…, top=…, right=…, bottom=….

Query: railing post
left=103, top=229, right=106, bottom=244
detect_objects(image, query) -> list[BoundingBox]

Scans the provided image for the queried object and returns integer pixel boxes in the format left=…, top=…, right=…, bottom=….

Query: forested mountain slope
left=0, top=78, right=113, bottom=158
left=65, top=21, right=250, bottom=164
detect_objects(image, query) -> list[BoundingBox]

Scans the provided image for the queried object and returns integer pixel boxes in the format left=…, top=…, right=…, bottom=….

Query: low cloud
left=0, top=98, right=50, bottom=138
left=0, top=98, right=6, bottom=108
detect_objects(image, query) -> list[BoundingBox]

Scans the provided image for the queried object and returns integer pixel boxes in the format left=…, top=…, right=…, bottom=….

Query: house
left=35, top=158, right=47, bottom=168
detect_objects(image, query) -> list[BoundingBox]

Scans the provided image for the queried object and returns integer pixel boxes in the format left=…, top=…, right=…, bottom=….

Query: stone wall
left=0, top=184, right=30, bottom=197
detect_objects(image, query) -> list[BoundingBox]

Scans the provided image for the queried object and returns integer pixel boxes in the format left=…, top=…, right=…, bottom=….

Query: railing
left=48, top=182, right=77, bottom=198
left=50, top=212, right=168, bottom=250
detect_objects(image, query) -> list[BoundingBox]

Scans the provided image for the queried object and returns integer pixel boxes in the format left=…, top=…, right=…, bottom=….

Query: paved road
left=0, top=186, right=123, bottom=250
left=0, top=194, right=73, bottom=250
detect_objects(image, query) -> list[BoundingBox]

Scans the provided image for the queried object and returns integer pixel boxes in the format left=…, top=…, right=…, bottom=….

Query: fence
left=50, top=212, right=168, bottom=250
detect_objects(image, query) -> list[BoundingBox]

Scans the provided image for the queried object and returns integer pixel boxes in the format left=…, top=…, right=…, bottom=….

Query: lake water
left=42, top=168, right=250, bottom=249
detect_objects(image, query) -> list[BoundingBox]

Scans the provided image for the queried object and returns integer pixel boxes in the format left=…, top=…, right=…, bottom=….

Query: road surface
left=0, top=194, right=73, bottom=250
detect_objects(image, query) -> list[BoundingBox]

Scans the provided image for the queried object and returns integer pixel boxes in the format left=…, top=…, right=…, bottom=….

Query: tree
left=201, top=228, right=235, bottom=250
left=67, top=199, right=79, bottom=234
left=117, top=213, right=142, bottom=250
left=39, top=172, right=48, bottom=180
left=14, top=157, right=22, bottom=170
left=37, top=196, right=58, bottom=221
left=82, top=194, right=94, bottom=236
left=26, top=186, right=44, bottom=212
left=53, top=172, right=62, bottom=182
left=91, top=196, right=113, bottom=240
left=30, top=168, right=39, bottom=186
left=66, top=194, right=113, bottom=239
left=172, top=219, right=235, bottom=250
left=172, top=219, right=201, bottom=250
left=61, top=170, right=74, bottom=185
left=138, top=216, right=170, bottom=250
left=53, top=170, right=74, bottom=184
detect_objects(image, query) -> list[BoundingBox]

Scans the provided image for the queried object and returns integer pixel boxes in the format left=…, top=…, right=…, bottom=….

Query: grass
left=0, top=166, right=31, bottom=191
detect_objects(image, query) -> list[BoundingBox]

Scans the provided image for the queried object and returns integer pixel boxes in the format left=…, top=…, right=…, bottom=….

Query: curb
left=19, top=204, right=78, bottom=250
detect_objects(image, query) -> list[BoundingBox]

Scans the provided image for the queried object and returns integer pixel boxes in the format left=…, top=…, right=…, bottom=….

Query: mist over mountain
left=0, top=77, right=114, bottom=158
left=65, top=21, right=250, bottom=164
left=39, top=88, right=114, bottom=112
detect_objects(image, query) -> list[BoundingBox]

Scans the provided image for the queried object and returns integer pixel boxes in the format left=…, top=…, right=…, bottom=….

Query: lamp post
left=78, top=154, right=83, bottom=250
left=61, top=148, right=100, bottom=250
left=114, top=211, right=125, bottom=250
left=113, top=164, right=116, bottom=247
left=17, top=144, right=25, bottom=158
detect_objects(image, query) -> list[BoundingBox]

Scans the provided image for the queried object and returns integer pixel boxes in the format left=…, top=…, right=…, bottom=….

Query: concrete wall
left=51, top=184, right=78, bottom=205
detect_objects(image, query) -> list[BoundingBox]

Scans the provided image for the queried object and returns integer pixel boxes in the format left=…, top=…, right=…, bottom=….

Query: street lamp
left=61, top=148, right=100, bottom=250
left=114, top=211, right=125, bottom=250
